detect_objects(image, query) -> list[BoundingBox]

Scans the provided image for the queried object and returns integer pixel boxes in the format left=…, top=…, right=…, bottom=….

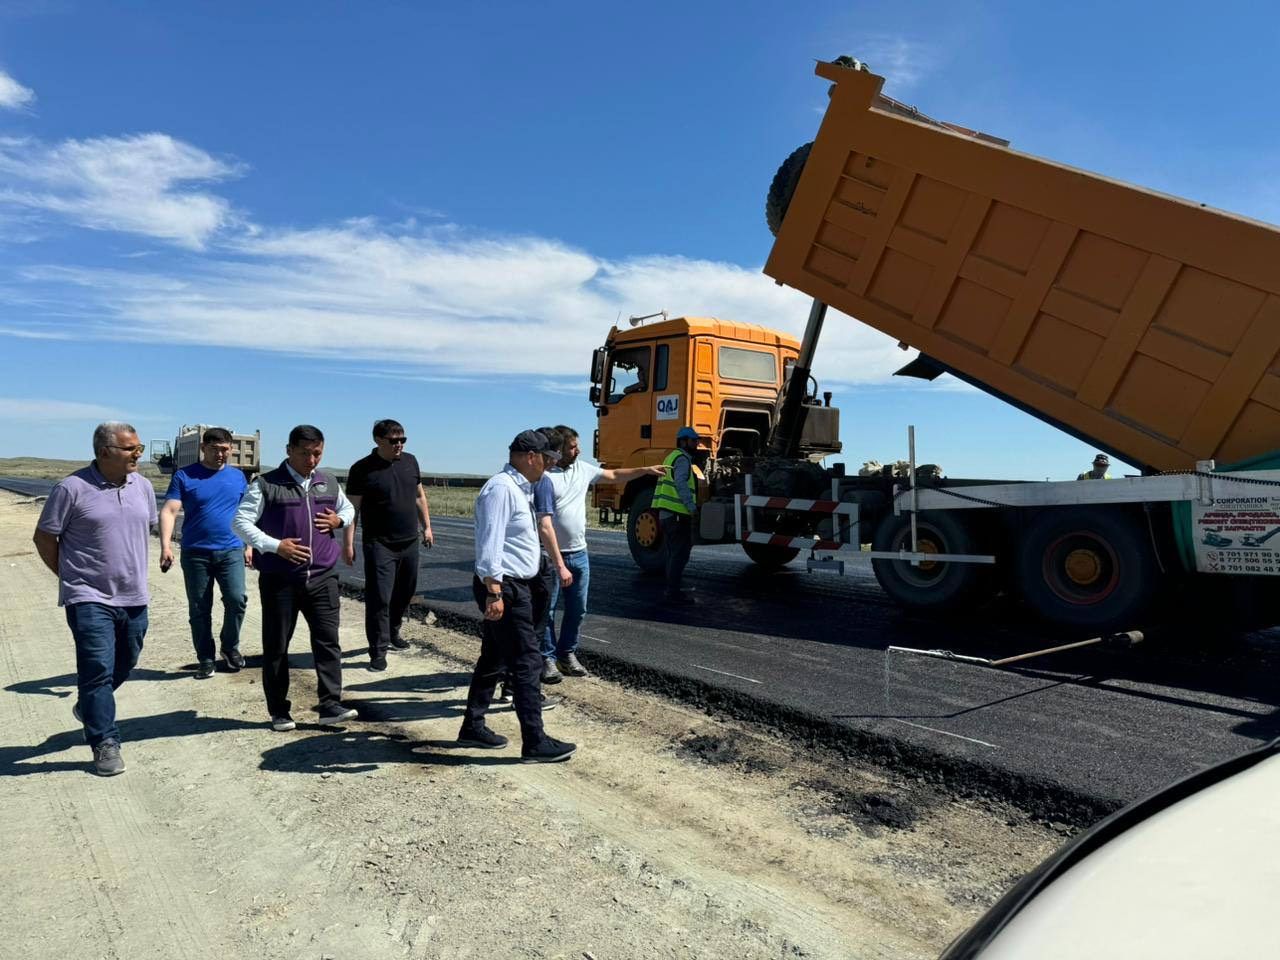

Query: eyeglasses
left=107, top=444, right=147, bottom=455
left=380, top=436, right=408, bottom=445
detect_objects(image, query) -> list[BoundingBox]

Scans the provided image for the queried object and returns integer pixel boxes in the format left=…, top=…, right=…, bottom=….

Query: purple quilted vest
left=252, top=463, right=341, bottom=579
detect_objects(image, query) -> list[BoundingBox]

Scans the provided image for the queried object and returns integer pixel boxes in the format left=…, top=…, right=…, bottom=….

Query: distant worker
left=543, top=424, right=666, bottom=675
left=1077, top=454, right=1112, bottom=481
left=343, top=419, right=434, bottom=672
left=32, top=422, right=157, bottom=776
left=654, top=426, right=701, bottom=604
left=232, top=425, right=358, bottom=731
left=158, top=426, right=251, bottom=680
left=458, top=430, right=576, bottom=763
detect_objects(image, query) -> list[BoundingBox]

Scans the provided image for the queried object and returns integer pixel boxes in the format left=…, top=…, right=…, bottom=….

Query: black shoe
left=317, top=704, right=359, bottom=725
left=195, top=659, right=216, bottom=679
left=271, top=714, right=296, bottom=732
left=368, top=656, right=387, bottom=672
left=223, top=648, right=245, bottom=672
left=456, top=724, right=508, bottom=749
left=521, top=736, right=576, bottom=763
left=541, top=656, right=564, bottom=684
left=540, top=692, right=562, bottom=711
left=389, top=636, right=410, bottom=650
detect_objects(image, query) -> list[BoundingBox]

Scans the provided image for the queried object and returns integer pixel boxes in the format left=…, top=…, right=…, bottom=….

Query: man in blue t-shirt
left=158, top=427, right=251, bottom=679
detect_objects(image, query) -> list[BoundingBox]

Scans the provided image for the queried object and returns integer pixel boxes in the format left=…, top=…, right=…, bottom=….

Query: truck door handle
left=640, top=424, right=651, bottom=439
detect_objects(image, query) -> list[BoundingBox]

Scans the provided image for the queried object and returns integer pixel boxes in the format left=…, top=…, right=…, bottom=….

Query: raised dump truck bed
left=765, top=60, right=1280, bottom=473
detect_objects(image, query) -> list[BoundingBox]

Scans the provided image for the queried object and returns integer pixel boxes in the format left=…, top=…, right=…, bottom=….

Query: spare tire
left=766, top=141, right=813, bottom=236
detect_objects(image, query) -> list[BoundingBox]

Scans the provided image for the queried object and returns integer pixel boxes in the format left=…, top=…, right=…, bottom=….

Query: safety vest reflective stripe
left=651, top=449, right=695, bottom=515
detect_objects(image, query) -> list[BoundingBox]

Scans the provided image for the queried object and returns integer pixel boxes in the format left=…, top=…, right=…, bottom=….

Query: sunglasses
left=380, top=437, right=408, bottom=445
left=107, top=444, right=147, bottom=455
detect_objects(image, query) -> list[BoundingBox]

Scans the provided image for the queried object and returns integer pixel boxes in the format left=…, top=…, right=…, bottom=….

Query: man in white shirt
left=459, top=430, right=576, bottom=763
left=543, top=426, right=666, bottom=676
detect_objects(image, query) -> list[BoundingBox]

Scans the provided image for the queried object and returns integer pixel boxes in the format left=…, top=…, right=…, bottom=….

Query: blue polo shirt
left=164, top=463, right=247, bottom=551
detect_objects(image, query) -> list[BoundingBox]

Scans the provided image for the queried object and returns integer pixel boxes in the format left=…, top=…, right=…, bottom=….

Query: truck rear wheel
left=1015, top=507, right=1157, bottom=631
left=766, top=141, right=813, bottom=236
left=626, top=486, right=666, bottom=575
left=742, top=542, right=800, bottom=570
left=871, top=511, right=993, bottom=610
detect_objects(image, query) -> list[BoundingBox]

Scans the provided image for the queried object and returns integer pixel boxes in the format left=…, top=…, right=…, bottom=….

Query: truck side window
left=607, top=346, right=651, bottom=403
left=654, top=344, right=669, bottom=391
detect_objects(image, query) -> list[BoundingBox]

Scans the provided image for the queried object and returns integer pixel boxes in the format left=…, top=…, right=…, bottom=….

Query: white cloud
left=855, top=36, right=939, bottom=94
left=0, top=70, right=34, bottom=110
left=0, top=133, right=241, bottom=248
left=0, top=397, right=143, bottom=421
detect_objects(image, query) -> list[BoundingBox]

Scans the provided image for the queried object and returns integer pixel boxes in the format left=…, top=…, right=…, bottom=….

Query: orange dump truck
left=591, top=58, right=1280, bottom=633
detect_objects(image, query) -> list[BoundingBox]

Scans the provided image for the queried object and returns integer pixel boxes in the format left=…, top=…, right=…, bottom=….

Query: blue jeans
left=66, top=603, right=147, bottom=747
left=543, top=550, right=590, bottom=658
left=181, top=547, right=247, bottom=662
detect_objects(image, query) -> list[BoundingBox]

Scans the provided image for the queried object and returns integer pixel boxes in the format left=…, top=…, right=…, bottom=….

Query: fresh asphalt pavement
left=8, top=474, right=1279, bottom=813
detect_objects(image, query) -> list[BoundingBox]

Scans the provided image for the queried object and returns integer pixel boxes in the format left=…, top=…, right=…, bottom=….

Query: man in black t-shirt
left=343, top=419, right=435, bottom=671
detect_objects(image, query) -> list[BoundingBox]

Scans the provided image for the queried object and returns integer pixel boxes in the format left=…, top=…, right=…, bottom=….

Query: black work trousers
left=661, top=512, right=694, bottom=597
left=531, top=553, right=555, bottom=650
left=363, top=538, right=420, bottom=657
left=259, top=570, right=344, bottom=717
left=463, top=574, right=547, bottom=748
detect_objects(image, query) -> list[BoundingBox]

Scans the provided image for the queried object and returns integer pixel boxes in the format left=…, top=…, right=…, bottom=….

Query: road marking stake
left=692, top=665, right=762, bottom=684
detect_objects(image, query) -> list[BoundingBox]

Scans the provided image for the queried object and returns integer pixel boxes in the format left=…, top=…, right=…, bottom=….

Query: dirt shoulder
left=0, top=491, right=1057, bottom=959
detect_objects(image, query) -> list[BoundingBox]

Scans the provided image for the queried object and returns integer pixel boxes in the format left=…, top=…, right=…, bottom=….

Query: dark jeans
left=661, top=512, right=694, bottom=597
left=532, top=554, right=555, bottom=656
left=259, top=571, right=343, bottom=717
left=463, top=575, right=546, bottom=748
left=363, top=538, right=419, bottom=657
left=180, top=546, right=247, bottom=662
left=66, top=603, right=147, bottom=747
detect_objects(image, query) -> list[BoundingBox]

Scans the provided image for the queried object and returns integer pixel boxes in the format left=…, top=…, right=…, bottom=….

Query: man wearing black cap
left=457, top=430, right=576, bottom=762
left=1077, top=454, right=1112, bottom=481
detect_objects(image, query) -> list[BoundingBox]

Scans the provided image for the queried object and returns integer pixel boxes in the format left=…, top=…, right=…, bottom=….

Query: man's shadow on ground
left=259, top=725, right=530, bottom=774
left=0, top=710, right=262, bottom=777
left=5, top=668, right=186, bottom=699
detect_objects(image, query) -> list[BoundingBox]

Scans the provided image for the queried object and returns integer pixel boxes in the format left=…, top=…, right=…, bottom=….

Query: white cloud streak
left=0, top=397, right=151, bottom=421
left=0, top=133, right=241, bottom=248
left=855, top=36, right=939, bottom=93
left=0, top=70, right=34, bottom=110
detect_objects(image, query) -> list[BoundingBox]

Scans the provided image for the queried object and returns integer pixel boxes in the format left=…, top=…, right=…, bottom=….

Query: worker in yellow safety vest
left=1077, top=453, right=1113, bottom=481
left=652, top=426, right=700, bottom=603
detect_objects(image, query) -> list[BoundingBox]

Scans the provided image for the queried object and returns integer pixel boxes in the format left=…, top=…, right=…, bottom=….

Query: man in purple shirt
left=32, top=422, right=158, bottom=777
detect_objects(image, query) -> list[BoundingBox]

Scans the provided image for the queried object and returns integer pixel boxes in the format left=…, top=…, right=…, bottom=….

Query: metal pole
left=745, top=473, right=755, bottom=539
left=908, top=425, right=919, bottom=565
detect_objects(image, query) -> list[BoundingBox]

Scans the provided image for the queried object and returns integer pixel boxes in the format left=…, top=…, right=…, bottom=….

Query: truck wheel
left=766, top=141, right=813, bottom=236
left=1015, top=507, right=1157, bottom=631
left=742, top=541, right=800, bottom=570
left=871, top=511, right=992, bottom=610
left=626, top=486, right=666, bottom=575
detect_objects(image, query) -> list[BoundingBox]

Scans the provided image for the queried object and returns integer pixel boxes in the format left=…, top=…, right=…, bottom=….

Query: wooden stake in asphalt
left=887, top=630, right=1145, bottom=668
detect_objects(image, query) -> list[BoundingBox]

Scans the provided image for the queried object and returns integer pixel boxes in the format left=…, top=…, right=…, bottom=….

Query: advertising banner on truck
left=1192, top=495, right=1280, bottom=576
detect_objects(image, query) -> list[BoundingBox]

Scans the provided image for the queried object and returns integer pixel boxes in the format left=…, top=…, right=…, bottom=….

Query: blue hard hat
left=676, top=427, right=700, bottom=441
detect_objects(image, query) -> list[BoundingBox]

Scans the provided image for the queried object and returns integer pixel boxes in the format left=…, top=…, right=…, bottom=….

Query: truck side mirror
left=590, top=348, right=608, bottom=384
left=589, top=385, right=602, bottom=404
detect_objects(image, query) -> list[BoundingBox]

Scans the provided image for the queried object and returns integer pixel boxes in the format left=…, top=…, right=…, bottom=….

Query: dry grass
left=0, top=457, right=170, bottom=494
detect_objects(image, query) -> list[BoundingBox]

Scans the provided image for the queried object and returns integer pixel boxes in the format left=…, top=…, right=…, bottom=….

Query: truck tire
left=871, top=511, right=992, bottom=610
left=742, top=542, right=800, bottom=570
left=766, top=141, right=813, bottom=236
left=626, top=485, right=666, bottom=575
left=1015, top=507, right=1158, bottom=631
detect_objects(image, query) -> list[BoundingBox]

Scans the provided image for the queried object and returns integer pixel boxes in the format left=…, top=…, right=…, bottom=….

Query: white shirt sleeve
left=474, top=482, right=513, bottom=582
left=333, top=480, right=356, bottom=528
left=231, top=478, right=282, bottom=555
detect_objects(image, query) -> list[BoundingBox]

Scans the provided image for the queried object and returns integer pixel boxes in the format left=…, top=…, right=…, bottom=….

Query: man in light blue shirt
left=458, top=430, right=576, bottom=763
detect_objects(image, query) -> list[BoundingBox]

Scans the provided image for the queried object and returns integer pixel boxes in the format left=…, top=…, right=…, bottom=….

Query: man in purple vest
left=232, top=424, right=357, bottom=731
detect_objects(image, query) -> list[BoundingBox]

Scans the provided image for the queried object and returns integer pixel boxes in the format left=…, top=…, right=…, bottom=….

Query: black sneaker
left=93, top=738, right=126, bottom=776
left=195, top=659, right=216, bottom=679
left=521, top=736, right=576, bottom=763
left=540, top=692, right=562, bottom=711
left=368, top=656, right=387, bottom=672
left=271, top=714, right=296, bottom=732
left=389, top=636, right=410, bottom=650
left=223, top=648, right=245, bottom=672
left=456, top=724, right=508, bottom=749
left=317, top=704, right=359, bottom=725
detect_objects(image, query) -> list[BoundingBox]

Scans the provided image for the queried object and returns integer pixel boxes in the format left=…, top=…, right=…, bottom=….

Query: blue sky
left=0, top=1, right=1277, bottom=479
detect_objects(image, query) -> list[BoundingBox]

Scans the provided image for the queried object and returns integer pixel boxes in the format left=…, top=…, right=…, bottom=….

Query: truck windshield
left=719, top=346, right=776, bottom=383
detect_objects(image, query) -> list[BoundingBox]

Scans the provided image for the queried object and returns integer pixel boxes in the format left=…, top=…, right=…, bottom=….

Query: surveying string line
left=889, top=719, right=998, bottom=749
left=692, top=665, right=763, bottom=684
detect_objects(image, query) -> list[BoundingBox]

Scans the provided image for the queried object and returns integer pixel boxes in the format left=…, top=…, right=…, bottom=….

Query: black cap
left=510, top=429, right=560, bottom=461
left=1093, top=453, right=1110, bottom=464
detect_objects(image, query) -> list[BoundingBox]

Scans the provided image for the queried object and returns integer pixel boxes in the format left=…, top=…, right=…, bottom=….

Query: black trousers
left=259, top=571, right=343, bottom=717
left=531, top=553, right=555, bottom=651
left=363, top=538, right=420, bottom=657
left=463, top=575, right=547, bottom=747
left=661, top=513, right=694, bottom=597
